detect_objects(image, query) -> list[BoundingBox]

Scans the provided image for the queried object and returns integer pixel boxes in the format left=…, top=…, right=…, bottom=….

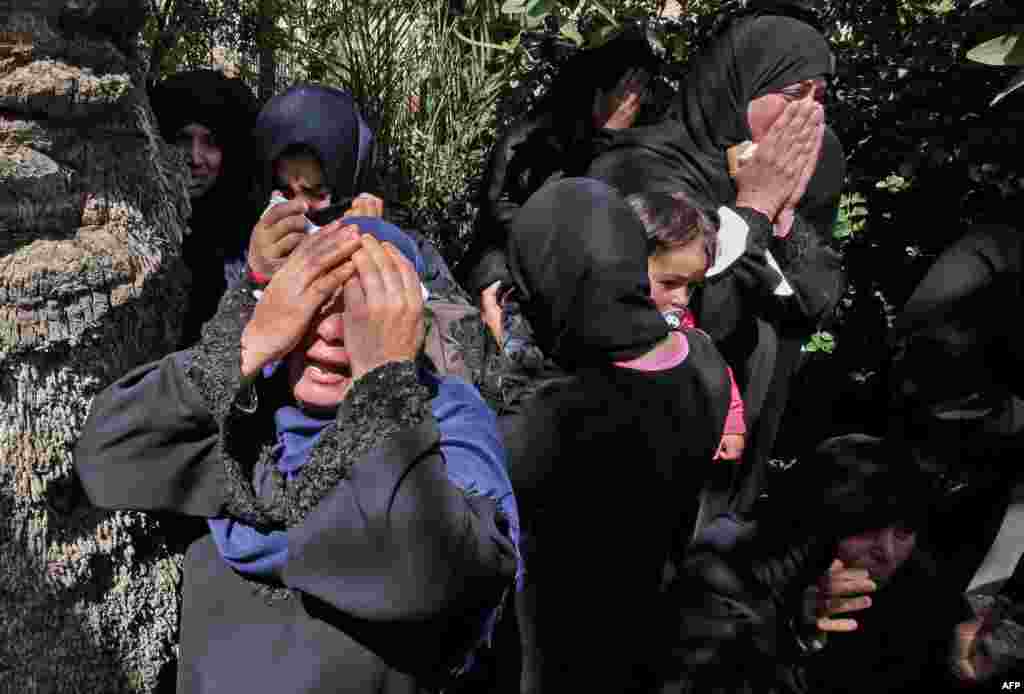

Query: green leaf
left=525, top=0, right=557, bottom=19
left=967, top=33, right=1024, bottom=67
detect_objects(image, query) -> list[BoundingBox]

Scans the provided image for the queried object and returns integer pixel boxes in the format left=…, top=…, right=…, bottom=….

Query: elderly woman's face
left=747, top=78, right=827, bottom=142
left=287, top=292, right=353, bottom=412
left=837, top=525, right=916, bottom=584
left=175, top=123, right=223, bottom=199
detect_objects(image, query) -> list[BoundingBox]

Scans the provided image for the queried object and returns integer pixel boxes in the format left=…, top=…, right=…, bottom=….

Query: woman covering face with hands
left=587, top=11, right=846, bottom=519
left=74, top=219, right=521, bottom=694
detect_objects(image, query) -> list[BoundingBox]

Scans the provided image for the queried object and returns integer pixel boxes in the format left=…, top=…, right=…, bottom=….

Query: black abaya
left=585, top=14, right=847, bottom=515
left=501, top=178, right=733, bottom=692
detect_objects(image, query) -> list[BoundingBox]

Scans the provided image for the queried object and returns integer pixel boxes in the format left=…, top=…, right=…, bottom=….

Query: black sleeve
left=74, top=351, right=224, bottom=516
left=74, top=280, right=261, bottom=516
left=722, top=206, right=845, bottom=332
left=282, top=360, right=518, bottom=623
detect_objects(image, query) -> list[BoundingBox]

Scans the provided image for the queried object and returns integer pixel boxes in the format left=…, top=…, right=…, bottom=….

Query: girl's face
left=274, top=151, right=332, bottom=210
left=648, top=233, right=708, bottom=319
left=747, top=78, right=827, bottom=142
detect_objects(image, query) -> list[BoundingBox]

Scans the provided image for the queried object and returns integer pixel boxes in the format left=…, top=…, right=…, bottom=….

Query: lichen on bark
left=0, top=2, right=191, bottom=692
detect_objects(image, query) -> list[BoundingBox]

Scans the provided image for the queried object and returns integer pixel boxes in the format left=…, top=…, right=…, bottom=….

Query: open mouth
left=304, top=358, right=350, bottom=385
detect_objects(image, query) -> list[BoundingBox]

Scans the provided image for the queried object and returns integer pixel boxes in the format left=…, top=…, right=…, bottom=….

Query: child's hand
left=714, top=434, right=745, bottom=461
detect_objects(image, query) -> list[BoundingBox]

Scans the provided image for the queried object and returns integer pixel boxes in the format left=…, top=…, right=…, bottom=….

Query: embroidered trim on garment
left=218, top=361, right=435, bottom=531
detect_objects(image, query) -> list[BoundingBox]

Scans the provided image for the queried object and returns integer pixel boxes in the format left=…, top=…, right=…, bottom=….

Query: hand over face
left=342, top=234, right=425, bottom=380
left=803, top=559, right=877, bottom=633
left=595, top=68, right=649, bottom=131
left=733, top=98, right=824, bottom=224
left=241, top=225, right=361, bottom=377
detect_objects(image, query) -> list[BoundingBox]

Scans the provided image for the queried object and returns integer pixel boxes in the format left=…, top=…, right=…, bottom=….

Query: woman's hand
left=241, top=225, right=361, bottom=377
left=594, top=68, right=649, bottom=131
left=342, top=234, right=426, bottom=380
left=734, top=99, right=823, bottom=224
left=951, top=609, right=998, bottom=684
left=802, top=559, right=877, bottom=633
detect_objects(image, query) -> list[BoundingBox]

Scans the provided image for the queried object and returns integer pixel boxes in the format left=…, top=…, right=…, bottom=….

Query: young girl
left=626, top=190, right=747, bottom=462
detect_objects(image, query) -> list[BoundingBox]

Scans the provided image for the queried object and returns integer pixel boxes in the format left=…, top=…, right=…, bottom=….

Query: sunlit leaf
left=967, top=33, right=1024, bottom=67
left=525, top=0, right=556, bottom=19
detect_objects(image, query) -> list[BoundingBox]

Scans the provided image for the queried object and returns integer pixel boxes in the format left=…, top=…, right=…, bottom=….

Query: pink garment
left=723, top=367, right=745, bottom=435
left=614, top=330, right=689, bottom=372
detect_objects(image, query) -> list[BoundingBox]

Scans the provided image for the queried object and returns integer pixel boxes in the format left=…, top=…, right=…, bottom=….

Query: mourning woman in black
left=149, top=70, right=261, bottom=348
left=459, top=25, right=663, bottom=301
left=586, top=13, right=846, bottom=515
left=498, top=178, right=733, bottom=692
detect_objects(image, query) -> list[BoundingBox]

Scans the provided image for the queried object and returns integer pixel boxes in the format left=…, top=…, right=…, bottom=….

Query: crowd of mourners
left=69, top=3, right=1024, bottom=693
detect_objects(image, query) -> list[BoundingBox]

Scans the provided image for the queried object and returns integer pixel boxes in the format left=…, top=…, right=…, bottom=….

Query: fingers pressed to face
left=354, top=234, right=410, bottom=302
left=295, top=225, right=362, bottom=283
left=383, top=242, right=423, bottom=307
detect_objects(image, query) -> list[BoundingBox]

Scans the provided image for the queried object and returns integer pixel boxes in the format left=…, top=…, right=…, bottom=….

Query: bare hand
left=248, top=192, right=311, bottom=279
left=775, top=111, right=825, bottom=238
left=714, top=433, right=746, bottom=461
left=594, top=68, right=649, bottom=131
left=480, top=280, right=504, bottom=346
left=241, top=225, right=361, bottom=377
left=343, top=234, right=425, bottom=380
left=734, top=99, right=824, bottom=223
left=344, top=193, right=384, bottom=219
left=803, top=559, right=877, bottom=633
left=952, top=610, right=998, bottom=683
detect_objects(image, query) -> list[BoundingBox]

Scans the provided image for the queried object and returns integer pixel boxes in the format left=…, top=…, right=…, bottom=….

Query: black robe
left=498, top=178, right=733, bottom=692
left=659, top=435, right=970, bottom=694
left=73, top=280, right=518, bottom=694
left=585, top=14, right=846, bottom=515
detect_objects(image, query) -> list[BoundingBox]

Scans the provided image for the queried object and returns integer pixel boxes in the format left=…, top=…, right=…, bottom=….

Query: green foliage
left=833, top=192, right=867, bottom=240
left=804, top=331, right=836, bottom=354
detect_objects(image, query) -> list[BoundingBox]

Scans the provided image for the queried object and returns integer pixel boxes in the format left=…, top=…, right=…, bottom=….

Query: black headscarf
left=253, top=84, right=374, bottom=201
left=890, top=226, right=1024, bottom=443
left=507, top=178, right=669, bottom=368
left=587, top=14, right=840, bottom=238
left=149, top=70, right=261, bottom=348
left=149, top=69, right=260, bottom=253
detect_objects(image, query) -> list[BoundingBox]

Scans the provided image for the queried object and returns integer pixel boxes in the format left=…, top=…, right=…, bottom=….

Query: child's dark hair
left=625, top=191, right=718, bottom=264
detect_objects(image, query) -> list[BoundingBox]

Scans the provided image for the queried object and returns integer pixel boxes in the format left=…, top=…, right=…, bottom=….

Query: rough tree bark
left=0, top=2, right=190, bottom=692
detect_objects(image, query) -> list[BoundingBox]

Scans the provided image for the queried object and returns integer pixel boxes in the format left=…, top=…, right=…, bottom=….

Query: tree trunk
left=257, top=0, right=276, bottom=103
left=0, top=2, right=190, bottom=691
